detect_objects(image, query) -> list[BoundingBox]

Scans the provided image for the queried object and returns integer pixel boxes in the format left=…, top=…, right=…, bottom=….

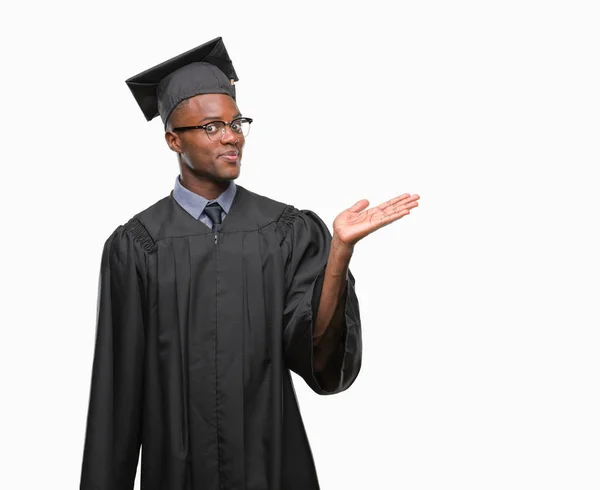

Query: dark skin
left=164, top=93, right=420, bottom=383
left=165, top=93, right=244, bottom=200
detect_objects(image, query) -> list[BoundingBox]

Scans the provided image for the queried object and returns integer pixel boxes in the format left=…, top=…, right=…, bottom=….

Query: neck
left=179, top=165, right=231, bottom=201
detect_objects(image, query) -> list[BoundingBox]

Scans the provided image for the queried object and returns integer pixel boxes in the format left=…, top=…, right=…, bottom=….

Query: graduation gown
left=80, top=184, right=362, bottom=490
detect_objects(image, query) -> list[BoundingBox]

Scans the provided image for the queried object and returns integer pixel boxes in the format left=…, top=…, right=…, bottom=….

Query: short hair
left=166, top=98, right=191, bottom=131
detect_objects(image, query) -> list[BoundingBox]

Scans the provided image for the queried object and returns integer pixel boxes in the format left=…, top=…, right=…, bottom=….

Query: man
left=80, top=37, right=419, bottom=490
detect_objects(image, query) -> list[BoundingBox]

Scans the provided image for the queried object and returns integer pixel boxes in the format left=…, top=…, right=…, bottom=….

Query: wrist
left=331, top=234, right=354, bottom=255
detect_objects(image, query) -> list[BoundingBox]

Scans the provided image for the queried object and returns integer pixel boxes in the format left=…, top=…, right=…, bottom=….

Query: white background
left=1, top=1, right=599, bottom=489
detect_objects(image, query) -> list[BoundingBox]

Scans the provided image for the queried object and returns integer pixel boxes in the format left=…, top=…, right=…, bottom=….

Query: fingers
left=379, top=193, right=420, bottom=216
left=377, top=208, right=411, bottom=228
left=379, top=193, right=419, bottom=210
left=376, top=194, right=419, bottom=227
left=380, top=194, right=410, bottom=209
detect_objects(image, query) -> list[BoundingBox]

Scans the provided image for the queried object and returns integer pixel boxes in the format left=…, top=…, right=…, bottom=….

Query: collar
left=173, top=175, right=237, bottom=220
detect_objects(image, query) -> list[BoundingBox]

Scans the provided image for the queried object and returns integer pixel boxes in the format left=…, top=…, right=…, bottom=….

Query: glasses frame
left=171, top=117, right=253, bottom=140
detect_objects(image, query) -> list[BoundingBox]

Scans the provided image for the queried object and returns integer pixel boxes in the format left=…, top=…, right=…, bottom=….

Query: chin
left=217, top=170, right=240, bottom=182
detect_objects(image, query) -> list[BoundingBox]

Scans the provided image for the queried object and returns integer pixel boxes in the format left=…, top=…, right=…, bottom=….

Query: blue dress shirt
left=172, top=176, right=237, bottom=230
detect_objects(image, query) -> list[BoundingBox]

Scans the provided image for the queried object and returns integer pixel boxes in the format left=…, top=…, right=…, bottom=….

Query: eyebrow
left=197, top=113, right=243, bottom=124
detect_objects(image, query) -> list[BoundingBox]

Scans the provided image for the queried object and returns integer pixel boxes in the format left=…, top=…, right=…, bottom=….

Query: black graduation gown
left=80, top=184, right=362, bottom=490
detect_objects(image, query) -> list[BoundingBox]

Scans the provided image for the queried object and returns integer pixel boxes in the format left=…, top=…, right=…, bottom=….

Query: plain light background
left=1, top=1, right=599, bottom=489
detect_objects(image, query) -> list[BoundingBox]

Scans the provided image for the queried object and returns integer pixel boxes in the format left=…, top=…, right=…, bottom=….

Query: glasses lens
left=231, top=119, right=251, bottom=138
left=205, top=122, right=225, bottom=141
left=205, top=119, right=252, bottom=141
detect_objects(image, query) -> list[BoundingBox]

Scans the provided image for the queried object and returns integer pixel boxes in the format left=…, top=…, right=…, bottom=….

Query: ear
left=165, top=131, right=182, bottom=153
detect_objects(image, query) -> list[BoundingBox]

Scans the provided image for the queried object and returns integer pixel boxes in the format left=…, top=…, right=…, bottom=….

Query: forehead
left=184, top=93, right=239, bottom=119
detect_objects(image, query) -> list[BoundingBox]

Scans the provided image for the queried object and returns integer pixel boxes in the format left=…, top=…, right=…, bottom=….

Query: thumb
left=348, top=199, right=370, bottom=212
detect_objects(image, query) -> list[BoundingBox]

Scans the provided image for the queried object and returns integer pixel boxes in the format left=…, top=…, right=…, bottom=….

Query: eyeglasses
left=171, top=117, right=253, bottom=141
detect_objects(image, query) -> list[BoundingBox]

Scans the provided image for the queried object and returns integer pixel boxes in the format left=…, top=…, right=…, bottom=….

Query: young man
left=80, top=36, right=419, bottom=490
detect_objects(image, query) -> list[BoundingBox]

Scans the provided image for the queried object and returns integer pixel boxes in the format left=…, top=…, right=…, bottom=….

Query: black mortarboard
left=125, top=37, right=238, bottom=127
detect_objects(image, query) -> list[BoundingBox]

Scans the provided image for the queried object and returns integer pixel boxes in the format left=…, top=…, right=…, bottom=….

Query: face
left=165, top=93, right=245, bottom=183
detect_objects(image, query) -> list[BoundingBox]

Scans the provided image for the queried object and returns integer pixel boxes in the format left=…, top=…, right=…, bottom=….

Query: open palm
left=333, top=193, right=420, bottom=247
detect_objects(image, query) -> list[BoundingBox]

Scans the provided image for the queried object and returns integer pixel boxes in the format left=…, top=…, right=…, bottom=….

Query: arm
left=281, top=207, right=362, bottom=394
left=312, top=235, right=354, bottom=372
left=312, top=193, right=420, bottom=373
left=80, top=226, right=145, bottom=490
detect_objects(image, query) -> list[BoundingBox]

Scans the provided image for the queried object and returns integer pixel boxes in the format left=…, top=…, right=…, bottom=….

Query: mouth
left=219, top=150, right=239, bottom=163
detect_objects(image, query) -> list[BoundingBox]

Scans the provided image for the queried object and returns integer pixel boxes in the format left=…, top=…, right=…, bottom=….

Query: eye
left=205, top=124, right=219, bottom=134
left=231, top=121, right=242, bottom=132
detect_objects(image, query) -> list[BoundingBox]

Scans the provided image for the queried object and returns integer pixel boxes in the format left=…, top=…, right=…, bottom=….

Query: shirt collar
left=173, top=176, right=237, bottom=220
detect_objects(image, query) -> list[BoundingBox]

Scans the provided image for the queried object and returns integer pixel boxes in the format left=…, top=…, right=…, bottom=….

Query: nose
left=220, top=124, right=240, bottom=144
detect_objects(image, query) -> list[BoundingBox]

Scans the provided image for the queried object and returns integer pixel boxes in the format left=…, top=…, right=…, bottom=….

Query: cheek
left=184, top=142, right=216, bottom=163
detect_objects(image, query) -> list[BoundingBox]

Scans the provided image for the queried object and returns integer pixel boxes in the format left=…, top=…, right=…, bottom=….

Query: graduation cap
left=125, top=37, right=239, bottom=127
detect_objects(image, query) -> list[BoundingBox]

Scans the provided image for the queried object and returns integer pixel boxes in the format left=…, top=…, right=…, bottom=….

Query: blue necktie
left=204, top=202, right=223, bottom=232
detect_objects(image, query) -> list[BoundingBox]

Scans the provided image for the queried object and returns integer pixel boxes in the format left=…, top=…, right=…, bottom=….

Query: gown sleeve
left=278, top=205, right=362, bottom=395
left=80, top=223, right=147, bottom=490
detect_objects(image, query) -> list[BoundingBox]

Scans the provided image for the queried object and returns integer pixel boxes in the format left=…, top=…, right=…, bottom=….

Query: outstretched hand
left=332, top=193, right=420, bottom=248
